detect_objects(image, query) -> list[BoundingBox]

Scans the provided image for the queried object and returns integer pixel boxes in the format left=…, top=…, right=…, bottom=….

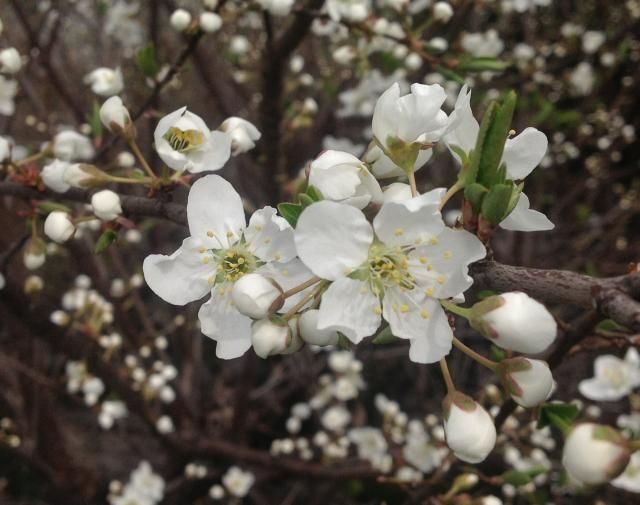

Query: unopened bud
left=91, top=189, right=123, bottom=221
left=44, top=211, right=75, bottom=243
left=232, top=273, right=283, bottom=319
left=298, top=309, right=339, bottom=346
left=499, top=357, right=554, bottom=408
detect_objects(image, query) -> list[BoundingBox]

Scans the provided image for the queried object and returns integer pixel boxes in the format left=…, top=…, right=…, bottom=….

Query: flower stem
left=16, top=151, right=47, bottom=166
left=282, top=282, right=325, bottom=320
left=105, top=175, right=153, bottom=185
left=629, top=439, right=640, bottom=451
left=408, top=171, right=418, bottom=198
left=440, top=299, right=472, bottom=319
left=452, top=336, right=498, bottom=372
left=439, top=358, right=456, bottom=393
left=439, top=181, right=463, bottom=210
left=127, top=138, right=158, bottom=180
left=282, top=276, right=321, bottom=299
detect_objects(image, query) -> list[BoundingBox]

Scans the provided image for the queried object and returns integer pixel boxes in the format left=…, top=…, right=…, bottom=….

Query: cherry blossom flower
left=143, top=175, right=304, bottom=358
left=154, top=108, right=232, bottom=173
left=294, top=192, right=485, bottom=363
left=578, top=348, right=640, bottom=401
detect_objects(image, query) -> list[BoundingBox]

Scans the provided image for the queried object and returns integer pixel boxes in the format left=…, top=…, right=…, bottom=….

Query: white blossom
left=41, top=159, right=72, bottom=193
left=443, top=393, right=496, bottom=463
left=170, top=9, right=192, bottom=32
left=222, top=466, right=254, bottom=498
left=219, top=117, right=261, bottom=154
left=53, top=131, right=95, bottom=161
left=0, top=76, right=18, bottom=115
left=0, top=48, right=22, bottom=74
left=84, top=67, right=124, bottom=97
left=579, top=348, right=640, bottom=401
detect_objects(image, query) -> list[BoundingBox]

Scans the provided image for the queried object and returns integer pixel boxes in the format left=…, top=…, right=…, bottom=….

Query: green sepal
left=463, top=182, right=489, bottom=213
left=385, top=136, right=420, bottom=174
left=336, top=332, right=353, bottom=350
left=38, top=201, right=72, bottom=214
left=305, top=185, right=324, bottom=202
left=95, top=229, right=118, bottom=254
left=372, top=326, right=397, bottom=345
left=277, top=203, right=303, bottom=227
left=481, top=183, right=515, bottom=224
left=501, top=466, right=548, bottom=486
left=537, top=402, right=579, bottom=434
left=298, top=194, right=315, bottom=208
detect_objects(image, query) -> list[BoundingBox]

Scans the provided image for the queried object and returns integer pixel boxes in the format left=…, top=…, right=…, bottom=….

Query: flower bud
left=53, top=131, right=94, bottom=161
left=41, top=159, right=71, bottom=193
left=24, top=237, right=46, bottom=270
left=433, top=2, right=454, bottom=23
left=251, top=318, right=292, bottom=358
left=99, top=96, right=132, bottom=136
left=562, top=423, right=630, bottom=485
left=470, top=292, right=557, bottom=354
left=44, top=211, right=75, bottom=243
left=219, top=117, right=261, bottom=154
left=298, top=309, right=339, bottom=346
left=231, top=273, right=284, bottom=319
left=332, top=45, right=357, bottom=65
left=199, top=12, right=222, bottom=33
left=499, top=357, right=554, bottom=408
left=63, top=163, right=107, bottom=188
left=170, top=9, right=192, bottom=32
left=443, top=392, right=496, bottom=463
left=0, top=47, right=22, bottom=74
left=91, top=189, right=123, bottom=221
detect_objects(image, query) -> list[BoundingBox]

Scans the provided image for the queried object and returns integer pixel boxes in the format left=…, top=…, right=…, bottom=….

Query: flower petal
left=500, top=193, right=554, bottom=232
left=142, top=237, right=212, bottom=305
left=408, top=300, right=453, bottom=364
left=295, top=201, right=373, bottom=280
left=259, top=258, right=316, bottom=313
left=373, top=188, right=445, bottom=247
left=245, top=206, right=296, bottom=262
left=372, top=82, right=400, bottom=145
left=187, top=174, right=246, bottom=249
left=317, top=277, right=381, bottom=344
left=444, top=85, right=478, bottom=159
left=153, top=106, right=187, bottom=147
left=501, top=127, right=547, bottom=180
left=198, top=287, right=252, bottom=359
left=185, top=130, right=232, bottom=173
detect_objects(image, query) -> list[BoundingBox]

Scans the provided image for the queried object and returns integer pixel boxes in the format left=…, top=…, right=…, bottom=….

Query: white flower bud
left=443, top=392, right=496, bottom=463
left=219, top=117, right=261, bottom=154
left=229, top=36, right=250, bottom=55
left=258, top=0, right=294, bottom=16
left=298, top=309, right=339, bottom=346
left=99, top=96, right=132, bottom=134
left=84, top=67, right=123, bottom=97
left=562, top=423, right=630, bottom=485
left=0, top=48, right=22, bottom=74
left=50, top=310, right=70, bottom=326
left=156, top=415, right=175, bottom=434
left=63, top=163, right=104, bottom=188
left=472, top=292, right=557, bottom=354
left=44, top=211, right=75, bottom=243
left=405, top=52, right=422, bottom=70
left=500, top=358, right=554, bottom=408
left=251, top=318, right=291, bottom=358
left=41, top=159, right=71, bottom=193
left=53, top=131, right=94, bottom=161
left=433, top=2, right=454, bottom=23
left=332, top=45, right=357, bottom=65
left=24, top=251, right=45, bottom=270
left=91, top=189, right=123, bottom=221
left=170, top=9, right=192, bottom=31
left=199, top=12, right=222, bottom=33
left=302, top=97, right=318, bottom=114
left=232, top=274, right=283, bottom=319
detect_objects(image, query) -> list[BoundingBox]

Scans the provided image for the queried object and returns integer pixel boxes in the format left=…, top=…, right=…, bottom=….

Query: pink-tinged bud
left=443, top=392, right=496, bottom=463
left=562, top=423, right=630, bottom=485
left=471, top=292, right=557, bottom=354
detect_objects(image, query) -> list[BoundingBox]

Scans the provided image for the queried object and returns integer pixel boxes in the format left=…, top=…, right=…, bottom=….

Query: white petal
left=397, top=83, right=447, bottom=142
left=187, top=174, right=246, bottom=249
left=184, top=130, right=232, bottom=173
left=501, top=127, right=547, bottom=180
left=444, top=85, right=478, bottom=158
left=308, top=151, right=362, bottom=201
left=259, top=258, right=315, bottom=313
left=317, top=277, right=381, bottom=344
left=295, top=201, right=372, bottom=280
left=198, top=287, right=252, bottom=359
left=142, top=237, right=212, bottom=305
left=578, top=377, right=628, bottom=402
left=372, top=83, right=400, bottom=145
left=408, top=300, right=453, bottom=364
left=500, top=193, right=554, bottom=232
left=382, top=286, right=429, bottom=340
left=368, top=145, right=433, bottom=179
left=373, top=189, right=445, bottom=247
left=409, top=228, right=486, bottom=299
left=153, top=106, right=187, bottom=147
left=245, top=206, right=296, bottom=262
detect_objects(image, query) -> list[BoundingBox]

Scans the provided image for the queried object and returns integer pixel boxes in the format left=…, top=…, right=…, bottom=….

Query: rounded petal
left=154, top=106, right=187, bottom=148
left=501, top=127, right=547, bottom=180
left=500, top=193, right=554, bottom=232
left=187, top=175, right=246, bottom=249
left=317, top=277, right=381, bottom=344
left=408, top=300, right=453, bottom=364
left=184, top=130, right=232, bottom=173
left=373, top=189, right=445, bottom=247
left=245, top=206, right=296, bottom=262
left=294, top=201, right=372, bottom=280
left=142, top=237, right=212, bottom=305
left=372, top=82, right=400, bottom=144
left=198, top=288, right=252, bottom=359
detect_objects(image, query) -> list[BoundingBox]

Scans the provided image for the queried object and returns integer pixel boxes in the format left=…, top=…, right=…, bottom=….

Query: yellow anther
left=437, top=275, right=446, bottom=284
left=373, top=306, right=382, bottom=315
left=425, top=287, right=434, bottom=296
left=264, top=237, right=272, bottom=244
left=399, top=304, right=409, bottom=313
left=427, top=264, right=433, bottom=271
left=443, top=250, right=453, bottom=259
left=420, top=309, right=430, bottom=319
left=254, top=225, right=263, bottom=231
left=419, top=256, right=428, bottom=264
left=226, top=231, right=234, bottom=238
left=274, top=254, right=281, bottom=261
left=430, top=237, right=438, bottom=245
left=207, top=230, right=214, bottom=237
left=202, top=256, right=210, bottom=264
left=391, top=303, right=398, bottom=312
left=199, top=247, right=206, bottom=253
left=208, top=276, right=216, bottom=285
left=394, top=228, right=404, bottom=236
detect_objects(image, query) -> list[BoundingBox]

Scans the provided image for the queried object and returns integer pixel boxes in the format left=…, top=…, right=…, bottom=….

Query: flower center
left=603, top=367, right=627, bottom=388
left=214, top=244, right=257, bottom=283
left=163, top=126, right=205, bottom=153
left=365, top=243, right=415, bottom=294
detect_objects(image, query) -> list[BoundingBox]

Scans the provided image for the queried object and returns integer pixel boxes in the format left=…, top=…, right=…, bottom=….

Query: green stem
left=452, top=337, right=498, bottom=372
left=440, top=299, right=472, bottom=319
left=439, top=181, right=463, bottom=210
left=439, top=358, right=456, bottom=394
left=105, top=175, right=153, bottom=185
left=281, top=276, right=321, bottom=299
left=408, top=170, right=418, bottom=198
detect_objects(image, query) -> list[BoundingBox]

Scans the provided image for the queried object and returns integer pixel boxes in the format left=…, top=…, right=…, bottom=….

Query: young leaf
left=136, top=43, right=160, bottom=78
left=95, top=229, right=118, bottom=254
left=537, top=402, right=579, bottom=434
left=305, top=185, right=324, bottom=202
left=277, top=203, right=303, bottom=227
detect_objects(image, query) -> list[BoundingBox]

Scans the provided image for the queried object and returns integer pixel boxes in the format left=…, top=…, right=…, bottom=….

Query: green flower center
left=213, top=244, right=258, bottom=284
left=364, top=243, right=415, bottom=294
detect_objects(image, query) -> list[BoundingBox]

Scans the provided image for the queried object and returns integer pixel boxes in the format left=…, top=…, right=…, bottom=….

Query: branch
left=0, top=181, right=187, bottom=226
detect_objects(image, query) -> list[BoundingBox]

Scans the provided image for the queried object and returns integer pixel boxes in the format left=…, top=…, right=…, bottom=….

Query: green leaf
left=372, top=326, right=397, bottom=345
left=596, top=319, right=625, bottom=331
left=95, top=229, right=118, bottom=254
left=136, top=43, right=160, bottom=78
left=467, top=102, right=497, bottom=185
left=436, top=65, right=466, bottom=85
left=38, top=201, right=72, bottom=214
left=277, top=203, right=303, bottom=227
left=463, top=182, right=488, bottom=213
left=478, top=91, right=517, bottom=187
left=537, top=402, right=579, bottom=434
left=298, top=194, right=315, bottom=208
left=305, top=185, right=324, bottom=202
left=337, top=332, right=353, bottom=350
left=501, top=466, right=548, bottom=486
left=481, top=183, right=515, bottom=224
left=88, top=101, right=103, bottom=138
